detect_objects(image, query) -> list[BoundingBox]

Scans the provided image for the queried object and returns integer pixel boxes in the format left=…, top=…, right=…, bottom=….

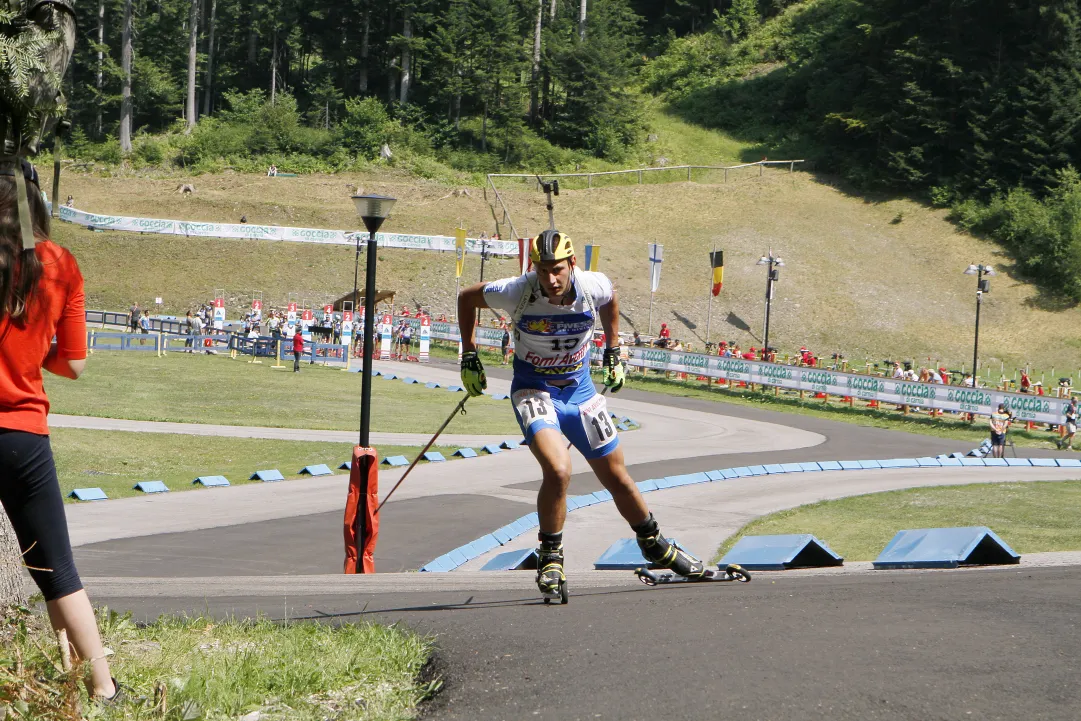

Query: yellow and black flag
left=710, top=250, right=724, bottom=296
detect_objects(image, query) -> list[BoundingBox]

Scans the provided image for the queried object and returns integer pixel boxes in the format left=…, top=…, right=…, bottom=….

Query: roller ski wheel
left=542, top=579, right=570, bottom=605
left=635, top=563, right=752, bottom=587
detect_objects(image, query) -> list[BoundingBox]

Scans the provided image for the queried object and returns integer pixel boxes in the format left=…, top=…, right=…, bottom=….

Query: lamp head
left=964, top=264, right=979, bottom=275
left=352, top=194, right=397, bottom=236
left=757, top=256, right=769, bottom=266
left=775, top=258, right=785, bottom=267
left=983, top=265, right=996, bottom=276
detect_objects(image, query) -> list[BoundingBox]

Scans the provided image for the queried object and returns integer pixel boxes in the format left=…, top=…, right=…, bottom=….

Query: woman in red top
left=0, top=161, right=117, bottom=699
left=293, top=328, right=305, bottom=371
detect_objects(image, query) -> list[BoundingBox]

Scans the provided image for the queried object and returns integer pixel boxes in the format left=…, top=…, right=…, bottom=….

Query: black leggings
left=0, top=430, right=82, bottom=601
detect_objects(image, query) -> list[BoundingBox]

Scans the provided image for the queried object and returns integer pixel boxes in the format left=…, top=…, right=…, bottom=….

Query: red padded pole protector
left=343, top=446, right=379, bottom=573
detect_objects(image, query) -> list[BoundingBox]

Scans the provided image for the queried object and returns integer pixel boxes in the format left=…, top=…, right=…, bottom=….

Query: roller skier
left=457, top=224, right=705, bottom=603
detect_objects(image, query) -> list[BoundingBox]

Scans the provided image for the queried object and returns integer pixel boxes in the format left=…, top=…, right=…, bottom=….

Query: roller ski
left=636, top=563, right=752, bottom=586
left=536, top=536, right=569, bottom=605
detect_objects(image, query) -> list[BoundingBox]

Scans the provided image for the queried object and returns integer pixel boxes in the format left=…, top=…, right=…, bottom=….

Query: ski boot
left=536, top=532, right=569, bottom=605
left=634, top=513, right=706, bottom=579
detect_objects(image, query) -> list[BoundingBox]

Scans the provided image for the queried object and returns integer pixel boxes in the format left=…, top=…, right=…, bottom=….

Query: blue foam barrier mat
left=299, top=464, right=333, bottom=476
left=1004, top=458, right=1032, bottom=467
left=423, top=451, right=446, bottom=462
left=500, top=439, right=521, bottom=449
left=873, top=526, right=1020, bottom=569
left=664, top=472, right=710, bottom=487
left=839, top=461, right=863, bottom=470
left=372, top=370, right=381, bottom=377
left=959, top=458, right=986, bottom=467
left=635, top=480, right=658, bottom=493
left=1056, top=458, right=1081, bottom=467
left=916, top=457, right=942, bottom=467
left=447, top=548, right=469, bottom=567
left=68, top=487, right=108, bottom=501
left=780, top=462, right=805, bottom=473
left=133, top=481, right=169, bottom=494
left=590, top=490, right=613, bottom=503
left=799, top=462, right=823, bottom=472
left=519, top=512, right=541, bottom=528
left=453, top=447, right=478, bottom=458
left=858, top=460, right=882, bottom=470
left=732, top=467, right=753, bottom=477
left=381, top=455, right=409, bottom=467
left=193, top=475, right=229, bottom=487
left=818, top=461, right=843, bottom=471
left=595, top=537, right=685, bottom=570
left=382, top=373, right=397, bottom=380
left=571, top=493, right=600, bottom=508
left=983, top=457, right=1008, bottom=467
left=401, top=377, right=419, bottom=384
left=447, top=385, right=464, bottom=392
left=339, top=461, right=353, bottom=470
left=655, top=476, right=679, bottom=489
left=482, top=444, right=502, bottom=454
left=425, top=381, right=441, bottom=388
left=467, top=534, right=501, bottom=557
left=720, top=469, right=739, bottom=479
left=719, top=534, right=844, bottom=571
left=492, top=527, right=514, bottom=544
left=250, top=469, right=285, bottom=482
left=705, top=470, right=726, bottom=481
left=617, top=423, right=629, bottom=431
left=1030, top=458, right=1058, bottom=467
left=763, top=464, right=785, bottom=474
left=938, top=457, right=963, bottom=466
left=747, top=465, right=768, bottom=476
left=481, top=548, right=538, bottom=571
left=420, top=555, right=454, bottom=572
left=950, top=452, right=966, bottom=459
left=491, top=393, right=510, bottom=400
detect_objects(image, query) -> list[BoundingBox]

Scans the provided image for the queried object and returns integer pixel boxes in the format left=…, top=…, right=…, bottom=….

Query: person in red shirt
left=292, top=328, right=304, bottom=372
left=0, top=161, right=118, bottom=700
left=658, top=323, right=670, bottom=340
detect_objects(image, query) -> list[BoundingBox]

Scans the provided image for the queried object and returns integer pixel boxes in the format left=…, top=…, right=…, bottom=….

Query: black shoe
left=637, top=531, right=706, bottom=578
left=98, top=678, right=125, bottom=706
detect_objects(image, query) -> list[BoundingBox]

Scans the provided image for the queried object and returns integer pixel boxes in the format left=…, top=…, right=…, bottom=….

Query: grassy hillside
left=44, top=116, right=1081, bottom=374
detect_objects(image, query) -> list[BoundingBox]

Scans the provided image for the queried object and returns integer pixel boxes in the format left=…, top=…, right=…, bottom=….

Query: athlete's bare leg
left=529, top=427, right=573, bottom=532
left=585, top=445, right=649, bottom=526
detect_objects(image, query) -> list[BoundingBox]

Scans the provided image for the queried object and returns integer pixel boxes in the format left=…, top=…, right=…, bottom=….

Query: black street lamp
left=963, top=263, right=995, bottom=385
left=352, top=194, right=397, bottom=447
left=756, top=250, right=785, bottom=355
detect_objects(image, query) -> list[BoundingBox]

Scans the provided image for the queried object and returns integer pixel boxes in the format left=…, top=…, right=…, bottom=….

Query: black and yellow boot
left=536, top=531, right=568, bottom=604
left=633, top=513, right=706, bottom=579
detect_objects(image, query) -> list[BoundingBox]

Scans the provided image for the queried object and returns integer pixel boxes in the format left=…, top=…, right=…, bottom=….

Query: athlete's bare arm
left=598, top=288, right=620, bottom=348
left=457, top=282, right=490, bottom=353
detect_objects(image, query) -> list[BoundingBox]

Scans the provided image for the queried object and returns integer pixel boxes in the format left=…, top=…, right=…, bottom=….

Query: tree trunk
left=579, top=0, right=587, bottom=40
left=549, top=0, right=556, bottom=20
left=119, top=0, right=133, bottom=152
left=185, top=0, right=199, bottom=131
left=0, top=511, right=26, bottom=607
left=530, top=0, right=542, bottom=123
left=95, top=0, right=104, bottom=139
left=270, top=29, right=278, bottom=104
left=481, top=99, right=488, bottom=152
left=387, top=56, right=398, bottom=103
left=399, top=8, right=412, bottom=105
left=247, top=2, right=258, bottom=65
left=202, top=0, right=217, bottom=116
left=358, top=10, right=369, bottom=92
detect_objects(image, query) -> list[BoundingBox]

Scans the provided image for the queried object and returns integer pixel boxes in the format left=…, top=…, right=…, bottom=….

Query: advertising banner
left=286, top=302, right=297, bottom=336
left=212, top=297, right=225, bottom=330
left=419, top=316, right=431, bottom=362
left=301, top=308, right=314, bottom=341
left=342, top=310, right=354, bottom=346
left=379, top=314, right=393, bottom=360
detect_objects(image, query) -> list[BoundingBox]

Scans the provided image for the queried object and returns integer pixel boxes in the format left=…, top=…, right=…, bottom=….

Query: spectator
left=1059, top=397, right=1078, bottom=450
left=658, top=323, right=670, bottom=341
left=501, top=324, right=512, bottom=364
left=632, top=330, right=643, bottom=347
left=64, top=194, right=74, bottom=207
left=989, top=403, right=1012, bottom=458
left=0, top=163, right=119, bottom=700
left=190, top=310, right=203, bottom=351
left=267, top=164, right=278, bottom=177
left=401, top=321, right=413, bottom=358
left=1020, top=371, right=1031, bottom=393
left=129, top=301, right=140, bottom=331
left=891, top=362, right=904, bottom=379
left=138, top=309, right=151, bottom=336
left=292, top=328, right=304, bottom=372
left=268, top=313, right=281, bottom=340
left=239, top=215, right=248, bottom=224
left=1034, top=380, right=1045, bottom=395
left=184, top=311, right=196, bottom=350
left=332, top=317, right=342, bottom=345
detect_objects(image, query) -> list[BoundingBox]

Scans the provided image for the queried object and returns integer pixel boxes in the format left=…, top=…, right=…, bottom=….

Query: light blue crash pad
left=193, top=475, right=229, bottom=487
left=873, top=526, right=1020, bottom=569
left=69, top=487, right=108, bottom=501
left=423, top=451, right=446, bottom=462
left=719, top=534, right=843, bottom=571
left=453, top=448, right=478, bottom=458
left=594, top=537, right=686, bottom=570
left=298, top=464, right=333, bottom=476
left=481, top=548, right=538, bottom=571
left=249, top=469, right=285, bottom=482
left=381, top=455, right=409, bottom=467
left=133, top=481, right=169, bottom=494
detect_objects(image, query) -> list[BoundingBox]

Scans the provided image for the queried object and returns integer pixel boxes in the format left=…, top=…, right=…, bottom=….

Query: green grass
left=52, top=428, right=462, bottom=502
left=713, top=481, right=1081, bottom=563
left=1, top=605, right=434, bottom=720
left=44, top=351, right=518, bottom=435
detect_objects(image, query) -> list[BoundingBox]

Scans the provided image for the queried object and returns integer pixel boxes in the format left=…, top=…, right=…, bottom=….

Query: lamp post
left=352, top=194, right=397, bottom=447
left=963, top=263, right=995, bottom=384
left=756, top=249, right=785, bottom=355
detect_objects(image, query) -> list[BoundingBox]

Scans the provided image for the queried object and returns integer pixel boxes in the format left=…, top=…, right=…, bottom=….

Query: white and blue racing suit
left=484, top=270, right=619, bottom=459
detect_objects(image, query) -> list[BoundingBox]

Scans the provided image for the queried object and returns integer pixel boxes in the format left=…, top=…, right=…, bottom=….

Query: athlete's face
left=536, top=258, right=574, bottom=298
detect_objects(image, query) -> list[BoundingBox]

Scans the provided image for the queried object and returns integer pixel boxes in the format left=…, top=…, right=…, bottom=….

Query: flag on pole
left=648, top=243, right=663, bottom=292
left=710, top=250, right=724, bottom=296
left=583, top=244, right=600, bottom=271
left=454, top=227, right=466, bottom=278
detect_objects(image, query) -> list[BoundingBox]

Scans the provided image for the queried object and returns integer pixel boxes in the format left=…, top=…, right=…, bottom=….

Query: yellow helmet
left=530, top=230, right=574, bottom=264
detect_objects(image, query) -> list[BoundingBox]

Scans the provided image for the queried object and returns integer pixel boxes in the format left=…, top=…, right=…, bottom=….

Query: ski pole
left=375, top=395, right=470, bottom=513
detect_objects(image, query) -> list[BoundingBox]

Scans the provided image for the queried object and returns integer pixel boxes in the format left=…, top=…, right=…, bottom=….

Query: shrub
left=339, top=97, right=397, bottom=159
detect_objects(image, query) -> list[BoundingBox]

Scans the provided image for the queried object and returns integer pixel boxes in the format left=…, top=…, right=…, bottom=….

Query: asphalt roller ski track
left=61, top=360, right=1081, bottom=720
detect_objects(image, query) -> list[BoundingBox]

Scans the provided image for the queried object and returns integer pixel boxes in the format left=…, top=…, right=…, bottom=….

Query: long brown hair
left=0, top=174, right=48, bottom=323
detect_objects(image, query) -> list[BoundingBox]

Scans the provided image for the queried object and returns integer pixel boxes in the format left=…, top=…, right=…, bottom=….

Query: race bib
left=513, top=388, right=555, bottom=428
left=578, top=392, right=617, bottom=450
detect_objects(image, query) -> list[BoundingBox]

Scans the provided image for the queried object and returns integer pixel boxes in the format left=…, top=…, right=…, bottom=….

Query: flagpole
left=706, top=244, right=715, bottom=344
left=648, top=292, right=655, bottom=336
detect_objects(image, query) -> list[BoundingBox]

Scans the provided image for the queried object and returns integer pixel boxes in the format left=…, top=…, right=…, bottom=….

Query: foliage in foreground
left=0, top=606, right=435, bottom=720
